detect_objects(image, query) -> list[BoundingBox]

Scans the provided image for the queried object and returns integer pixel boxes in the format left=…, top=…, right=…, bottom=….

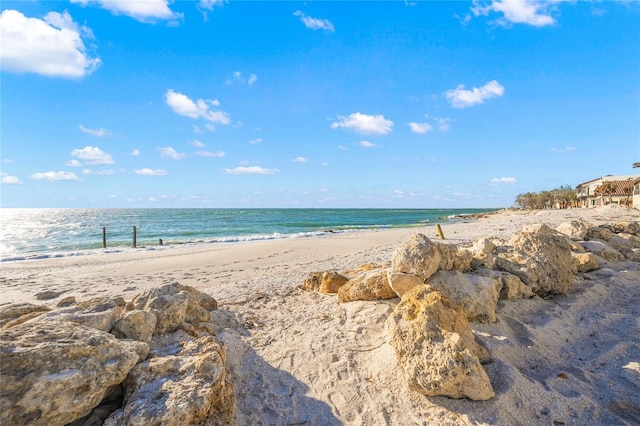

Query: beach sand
left=1, top=206, right=639, bottom=425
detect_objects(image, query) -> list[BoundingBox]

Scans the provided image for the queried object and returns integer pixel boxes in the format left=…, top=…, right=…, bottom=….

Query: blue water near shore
left=0, top=208, right=498, bottom=262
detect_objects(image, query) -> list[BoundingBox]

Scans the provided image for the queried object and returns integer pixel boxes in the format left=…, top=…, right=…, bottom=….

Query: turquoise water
left=0, top=208, right=497, bottom=261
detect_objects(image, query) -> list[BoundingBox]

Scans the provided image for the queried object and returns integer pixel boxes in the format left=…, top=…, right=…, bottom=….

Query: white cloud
left=66, top=159, right=84, bottom=167
left=31, top=171, right=79, bottom=181
left=0, top=10, right=101, bottom=78
left=294, top=10, right=335, bottom=32
left=159, top=146, right=186, bottom=160
left=1, top=174, right=22, bottom=184
left=71, top=146, right=115, bottom=165
left=551, top=146, right=577, bottom=153
left=445, top=80, right=505, bottom=108
left=135, top=168, right=168, bottom=176
left=471, top=0, right=563, bottom=27
left=331, top=112, right=394, bottom=135
left=358, top=141, right=378, bottom=148
left=490, top=177, right=517, bottom=184
left=79, top=124, right=110, bottom=137
left=224, top=166, right=279, bottom=175
left=435, top=117, right=453, bottom=131
left=198, top=0, right=224, bottom=10
left=190, top=140, right=206, bottom=148
left=70, top=0, right=182, bottom=23
left=292, top=156, right=308, bottom=163
left=82, top=168, right=114, bottom=175
left=249, top=138, right=263, bottom=145
left=248, top=74, right=258, bottom=86
left=196, top=150, right=225, bottom=158
left=408, top=122, right=433, bottom=134
left=338, top=145, right=348, bottom=151
left=228, top=71, right=258, bottom=86
left=165, top=89, right=231, bottom=125
left=130, top=149, right=140, bottom=156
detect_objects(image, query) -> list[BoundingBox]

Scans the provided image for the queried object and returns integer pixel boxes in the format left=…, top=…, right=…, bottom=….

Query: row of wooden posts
left=102, top=226, right=163, bottom=249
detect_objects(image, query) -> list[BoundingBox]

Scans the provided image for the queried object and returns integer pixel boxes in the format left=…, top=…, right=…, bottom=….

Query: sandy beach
left=2, top=206, right=639, bottom=425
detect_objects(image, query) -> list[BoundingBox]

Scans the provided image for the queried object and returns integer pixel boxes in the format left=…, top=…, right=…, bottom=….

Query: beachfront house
left=575, top=175, right=639, bottom=208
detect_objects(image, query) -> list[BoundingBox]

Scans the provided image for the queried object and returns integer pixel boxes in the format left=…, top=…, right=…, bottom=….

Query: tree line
left=515, top=185, right=578, bottom=210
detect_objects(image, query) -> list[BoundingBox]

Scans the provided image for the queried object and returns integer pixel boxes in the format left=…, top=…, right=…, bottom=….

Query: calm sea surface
left=0, top=208, right=497, bottom=262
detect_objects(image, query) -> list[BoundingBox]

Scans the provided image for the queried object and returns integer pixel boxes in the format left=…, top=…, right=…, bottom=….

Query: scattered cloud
left=224, top=166, right=279, bottom=175
left=190, top=140, right=206, bottom=148
left=408, top=122, right=433, bottom=134
left=445, top=80, right=504, bottom=108
left=249, top=138, right=263, bottom=145
left=196, top=150, right=225, bottom=158
left=1, top=174, right=22, bottom=184
left=358, top=141, right=378, bottom=148
left=31, top=171, right=79, bottom=181
left=70, top=0, right=182, bottom=23
left=165, top=89, right=231, bottom=125
left=130, top=149, right=140, bottom=156
left=490, top=177, right=517, bottom=184
left=0, top=10, right=101, bottom=78
left=71, top=146, right=115, bottom=165
left=197, top=0, right=224, bottom=21
left=159, top=146, right=186, bottom=160
left=338, top=145, right=348, bottom=151
left=227, top=71, right=258, bottom=86
left=551, top=146, right=577, bottom=153
left=135, top=168, right=168, bottom=176
left=292, top=156, right=307, bottom=163
left=294, top=10, right=335, bottom=32
left=471, top=0, right=563, bottom=27
left=82, top=168, right=114, bottom=175
left=79, top=124, right=110, bottom=137
left=434, top=117, right=453, bottom=131
left=65, top=159, right=84, bottom=167
left=331, top=112, right=394, bottom=135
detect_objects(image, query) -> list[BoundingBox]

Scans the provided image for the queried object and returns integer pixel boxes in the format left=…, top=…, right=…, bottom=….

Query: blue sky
left=1, top=0, right=639, bottom=208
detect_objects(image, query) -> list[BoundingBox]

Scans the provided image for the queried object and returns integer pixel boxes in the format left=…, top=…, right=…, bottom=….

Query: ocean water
left=0, top=208, right=497, bottom=262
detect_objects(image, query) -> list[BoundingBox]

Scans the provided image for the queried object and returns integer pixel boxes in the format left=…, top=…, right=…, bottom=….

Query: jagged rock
left=132, top=283, right=217, bottom=335
left=618, top=233, right=640, bottom=248
left=0, top=320, right=148, bottom=426
left=495, top=224, right=576, bottom=296
left=105, top=336, right=235, bottom=426
left=607, top=233, right=640, bottom=251
left=30, top=297, right=126, bottom=332
left=612, top=221, right=640, bottom=237
left=56, top=296, right=77, bottom=307
left=385, top=286, right=494, bottom=400
left=620, top=248, right=640, bottom=262
left=473, top=269, right=533, bottom=300
left=580, top=241, right=625, bottom=262
left=341, top=262, right=385, bottom=277
left=556, top=219, right=590, bottom=240
left=112, top=310, right=157, bottom=343
left=436, top=243, right=473, bottom=272
left=391, top=233, right=441, bottom=280
left=302, top=271, right=348, bottom=294
left=337, top=268, right=397, bottom=302
left=0, top=303, right=50, bottom=328
left=426, top=271, right=502, bottom=323
left=469, top=237, right=496, bottom=270
left=586, top=226, right=612, bottom=241
left=387, top=271, right=424, bottom=297
left=573, top=252, right=600, bottom=272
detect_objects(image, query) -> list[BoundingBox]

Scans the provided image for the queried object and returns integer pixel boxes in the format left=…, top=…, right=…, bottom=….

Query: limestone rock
left=620, top=248, right=640, bottom=262
left=302, top=271, right=348, bottom=294
left=385, top=286, right=494, bottom=400
left=495, top=224, right=576, bottom=296
left=391, top=233, right=441, bottom=280
left=436, top=243, right=473, bottom=272
left=426, top=271, right=502, bottom=323
left=469, top=237, right=496, bottom=270
left=387, top=271, right=424, bottom=297
left=556, top=219, right=590, bottom=240
left=112, top=310, right=157, bottom=343
left=580, top=241, right=625, bottom=262
left=105, top=336, right=235, bottom=426
left=30, top=297, right=126, bottom=332
left=586, top=226, right=612, bottom=242
left=337, top=268, right=397, bottom=302
left=473, top=269, right=533, bottom=300
left=0, top=320, right=148, bottom=426
left=612, top=221, right=640, bottom=237
left=573, top=252, right=600, bottom=272
left=0, top=303, right=50, bottom=329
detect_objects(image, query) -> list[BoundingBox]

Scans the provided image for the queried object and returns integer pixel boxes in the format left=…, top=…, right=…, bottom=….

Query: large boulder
left=0, top=320, right=148, bottom=426
left=302, top=271, right=348, bottom=294
left=391, top=233, right=441, bottom=280
left=579, top=241, right=625, bottom=262
left=556, top=219, right=590, bottom=241
left=495, top=224, right=576, bottom=296
left=111, top=310, right=157, bottom=343
left=26, top=297, right=126, bottom=332
left=573, top=252, right=600, bottom=272
left=469, top=237, right=496, bottom=270
left=387, top=271, right=424, bottom=297
left=436, top=243, right=473, bottom=272
left=337, top=268, right=397, bottom=302
left=426, top=271, right=502, bottom=323
left=0, top=303, right=50, bottom=329
left=105, top=336, right=235, bottom=426
left=472, top=269, right=533, bottom=300
left=385, top=286, right=493, bottom=400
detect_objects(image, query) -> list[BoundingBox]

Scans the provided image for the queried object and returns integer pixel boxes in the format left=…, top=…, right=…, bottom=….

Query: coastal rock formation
left=469, top=237, right=497, bottom=270
left=385, top=286, right=494, bottom=400
left=436, top=243, right=473, bottom=272
left=556, top=219, right=590, bottom=240
left=391, top=233, right=441, bottom=280
left=337, top=268, right=397, bottom=302
left=387, top=271, right=425, bottom=297
left=472, top=269, right=533, bottom=300
left=111, top=309, right=157, bottom=343
left=0, top=303, right=51, bottom=328
left=580, top=241, right=625, bottom=262
left=573, top=252, right=600, bottom=273
left=32, top=297, right=126, bottom=332
left=302, top=270, right=348, bottom=294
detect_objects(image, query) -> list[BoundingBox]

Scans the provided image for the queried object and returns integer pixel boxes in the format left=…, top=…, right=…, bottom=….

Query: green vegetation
left=515, top=185, right=577, bottom=210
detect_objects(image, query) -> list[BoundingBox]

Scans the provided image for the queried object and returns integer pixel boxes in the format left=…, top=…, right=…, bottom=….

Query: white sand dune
left=1, top=205, right=639, bottom=425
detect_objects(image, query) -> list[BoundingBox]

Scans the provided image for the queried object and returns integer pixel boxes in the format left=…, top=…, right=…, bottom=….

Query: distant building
left=575, top=175, right=639, bottom=208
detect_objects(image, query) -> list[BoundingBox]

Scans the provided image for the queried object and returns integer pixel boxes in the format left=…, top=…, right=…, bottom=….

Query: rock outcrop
left=302, top=270, right=348, bottom=294
left=337, top=268, right=397, bottom=302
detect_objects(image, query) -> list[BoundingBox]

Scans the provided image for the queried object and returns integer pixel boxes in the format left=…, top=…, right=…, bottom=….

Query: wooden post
left=103, top=227, right=107, bottom=248
left=133, top=226, right=137, bottom=248
left=159, top=238, right=163, bottom=246
left=436, top=224, right=445, bottom=240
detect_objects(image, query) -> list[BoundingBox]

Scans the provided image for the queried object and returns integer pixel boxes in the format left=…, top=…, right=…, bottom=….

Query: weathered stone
left=609, top=221, right=640, bottom=237
left=607, top=233, right=640, bottom=251
left=619, top=248, right=640, bottom=262
left=391, top=233, right=441, bottom=280
left=0, top=320, right=148, bottom=426
left=35, top=290, right=63, bottom=301
left=385, top=286, right=494, bottom=400
left=112, top=310, right=157, bottom=343
left=473, top=269, right=533, bottom=300
left=580, top=241, right=625, bottom=262
left=302, top=271, right=348, bottom=294
left=495, top=224, right=576, bottom=296
left=436, top=243, right=473, bottom=272
left=387, top=271, right=424, bottom=297
left=337, top=268, right=397, bottom=302
left=469, top=237, right=496, bottom=270
left=56, top=296, right=77, bottom=307
left=586, top=226, right=612, bottom=242
left=426, top=271, right=501, bottom=323
left=105, top=336, right=235, bottom=426
left=341, top=262, right=385, bottom=277
left=573, top=252, right=600, bottom=272
left=0, top=303, right=50, bottom=328
left=556, top=219, right=590, bottom=240
left=618, top=233, right=640, bottom=248
left=30, top=297, right=126, bottom=332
